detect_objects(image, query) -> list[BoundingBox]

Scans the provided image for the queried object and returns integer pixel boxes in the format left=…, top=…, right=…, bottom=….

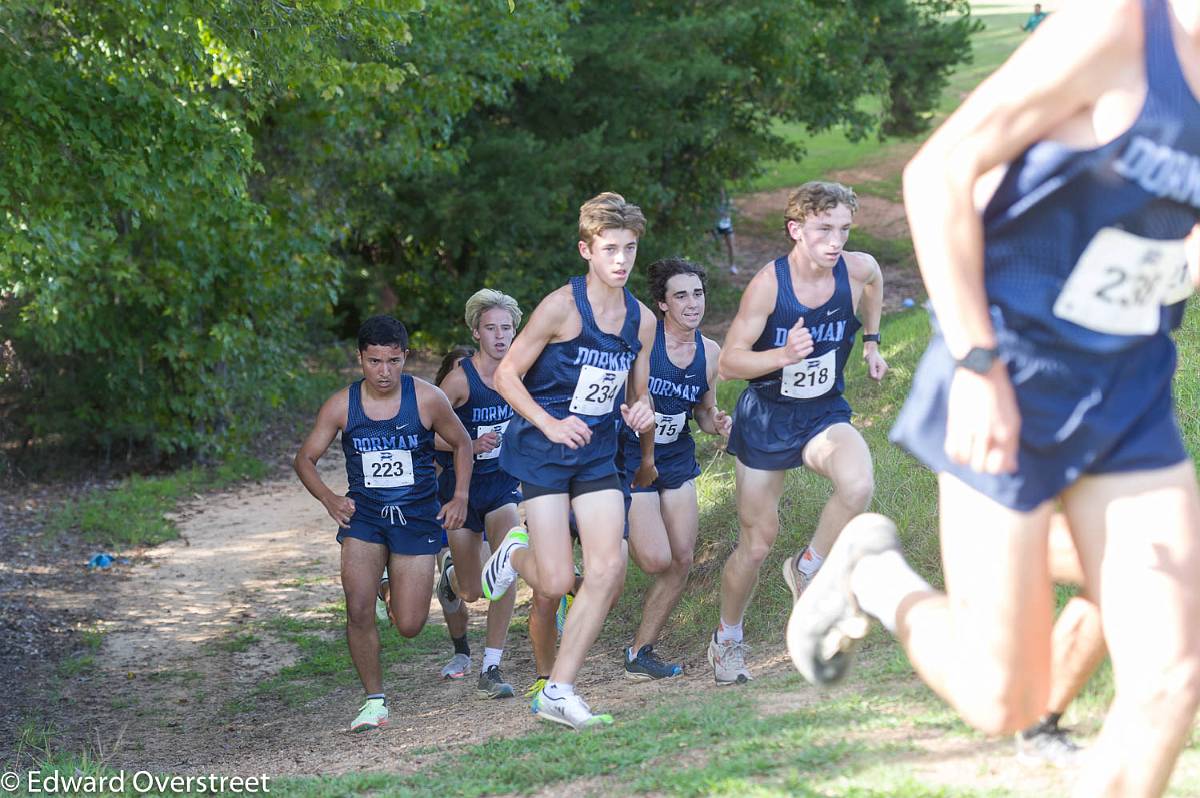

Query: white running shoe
left=707, top=634, right=753, bottom=685
left=530, top=689, right=613, bottom=731
left=785, top=513, right=898, bottom=686
left=440, top=652, right=471, bottom=680
left=481, top=527, right=528, bottom=600
left=436, top=550, right=462, bottom=614
left=349, top=697, right=388, bottom=732
left=376, top=577, right=390, bottom=622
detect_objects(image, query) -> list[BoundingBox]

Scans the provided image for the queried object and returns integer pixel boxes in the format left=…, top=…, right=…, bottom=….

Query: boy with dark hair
left=294, top=315, right=473, bottom=732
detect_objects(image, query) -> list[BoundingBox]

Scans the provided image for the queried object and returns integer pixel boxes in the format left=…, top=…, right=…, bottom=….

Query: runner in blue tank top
left=708, top=181, right=888, bottom=685
left=481, top=192, right=657, bottom=731
left=614, top=258, right=732, bottom=681
left=788, top=3, right=1200, bottom=795
left=430, top=290, right=525, bottom=699
left=294, top=316, right=473, bottom=734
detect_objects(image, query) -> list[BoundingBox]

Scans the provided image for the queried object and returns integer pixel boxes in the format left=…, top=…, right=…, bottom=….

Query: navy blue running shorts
left=727, top=388, right=852, bottom=471
left=890, top=318, right=1188, bottom=512
left=337, top=492, right=443, bottom=556
left=615, top=434, right=701, bottom=494
left=499, top=415, right=619, bottom=492
left=438, top=469, right=522, bottom=534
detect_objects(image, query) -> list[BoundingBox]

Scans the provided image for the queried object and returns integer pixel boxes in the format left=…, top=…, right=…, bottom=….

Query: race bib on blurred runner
left=1054, top=227, right=1191, bottom=336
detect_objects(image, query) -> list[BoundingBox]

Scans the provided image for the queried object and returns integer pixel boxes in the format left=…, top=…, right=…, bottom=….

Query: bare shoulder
left=843, top=251, right=882, bottom=283
left=412, top=375, right=451, bottom=407
left=738, top=260, right=781, bottom=309
left=701, top=334, right=722, bottom=360
left=315, top=385, right=350, bottom=429
left=437, top=361, right=469, bottom=399
left=537, top=284, right=577, bottom=320
left=522, top=283, right=577, bottom=337
left=636, top=300, right=657, bottom=334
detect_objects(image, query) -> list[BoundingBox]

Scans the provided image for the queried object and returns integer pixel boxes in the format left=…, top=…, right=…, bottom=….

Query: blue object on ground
left=902, top=298, right=916, bottom=308
left=86, top=553, right=114, bottom=569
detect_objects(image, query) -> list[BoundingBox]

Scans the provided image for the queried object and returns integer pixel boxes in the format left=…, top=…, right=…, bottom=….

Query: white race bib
left=362, top=449, right=414, bottom=488
left=780, top=349, right=836, bottom=399
left=652, top=411, right=686, bottom=444
left=475, top=420, right=510, bottom=460
left=1053, top=227, right=1191, bottom=336
left=569, top=364, right=627, bottom=416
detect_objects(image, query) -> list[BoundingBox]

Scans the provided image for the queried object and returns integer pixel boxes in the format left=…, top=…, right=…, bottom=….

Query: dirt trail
left=41, top=450, right=798, bottom=777
left=6, top=179, right=1060, bottom=792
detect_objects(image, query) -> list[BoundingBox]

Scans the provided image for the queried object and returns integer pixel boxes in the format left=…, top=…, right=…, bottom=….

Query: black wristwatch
left=955, top=346, right=1000, bottom=374
left=862, top=333, right=881, bottom=344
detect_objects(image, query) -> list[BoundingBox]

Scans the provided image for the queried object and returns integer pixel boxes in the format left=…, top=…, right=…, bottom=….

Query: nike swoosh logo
left=684, top=373, right=695, bottom=378
left=826, top=309, right=839, bottom=317
left=395, top=423, right=407, bottom=430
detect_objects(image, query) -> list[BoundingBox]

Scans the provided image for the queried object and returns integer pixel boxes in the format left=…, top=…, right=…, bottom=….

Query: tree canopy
left=0, top=0, right=975, bottom=462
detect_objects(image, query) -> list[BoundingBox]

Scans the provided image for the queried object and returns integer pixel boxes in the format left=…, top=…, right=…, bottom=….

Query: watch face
left=960, top=347, right=997, bottom=374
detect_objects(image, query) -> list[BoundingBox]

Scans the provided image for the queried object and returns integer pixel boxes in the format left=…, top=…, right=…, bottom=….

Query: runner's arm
left=717, top=266, right=811, bottom=380
left=424, top=382, right=472, bottom=530
left=850, top=252, right=888, bottom=381
left=1188, top=224, right=1200, bottom=288
left=903, top=2, right=1130, bottom=359
left=622, top=304, right=657, bottom=435
left=293, top=389, right=356, bottom=526
left=433, top=367, right=496, bottom=455
left=903, top=1, right=1132, bottom=473
left=694, top=337, right=731, bottom=437
left=495, top=290, right=571, bottom=430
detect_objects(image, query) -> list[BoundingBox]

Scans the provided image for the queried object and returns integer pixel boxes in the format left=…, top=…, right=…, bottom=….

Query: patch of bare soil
left=730, top=164, right=925, bottom=320
left=19, top=448, right=795, bottom=778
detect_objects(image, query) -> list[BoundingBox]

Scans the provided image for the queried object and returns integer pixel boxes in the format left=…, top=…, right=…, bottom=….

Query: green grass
left=44, top=453, right=268, bottom=547
left=271, top=678, right=1011, bottom=798
left=744, top=7, right=1032, bottom=196
left=212, top=631, right=260, bottom=654
left=228, top=608, right=449, bottom=712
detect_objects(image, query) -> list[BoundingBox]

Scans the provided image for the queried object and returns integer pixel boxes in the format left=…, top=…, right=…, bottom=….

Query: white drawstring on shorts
left=381, top=504, right=407, bottom=525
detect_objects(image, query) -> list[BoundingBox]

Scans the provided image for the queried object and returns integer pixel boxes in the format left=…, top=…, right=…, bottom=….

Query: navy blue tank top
left=341, top=375, right=436, bottom=505
left=982, top=0, right=1200, bottom=353
left=621, top=319, right=709, bottom=445
left=749, top=256, right=861, bottom=402
left=521, top=276, right=642, bottom=428
left=435, top=356, right=514, bottom=476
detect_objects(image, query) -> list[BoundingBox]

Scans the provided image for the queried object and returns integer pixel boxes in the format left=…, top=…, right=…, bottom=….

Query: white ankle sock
left=482, top=647, right=503, bottom=672
left=543, top=681, right=574, bottom=700
left=715, top=619, right=743, bottom=644
left=848, top=549, right=932, bottom=634
left=796, top=546, right=824, bottom=577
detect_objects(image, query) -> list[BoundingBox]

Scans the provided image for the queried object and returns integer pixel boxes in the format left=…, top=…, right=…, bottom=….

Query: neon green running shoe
left=349, top=697, right=388, bottom=732
left=482, top=527, right=528, bottom=600
left=525, top=676, right=548, bottom=699
left=555, top=593, right=574, bottom=635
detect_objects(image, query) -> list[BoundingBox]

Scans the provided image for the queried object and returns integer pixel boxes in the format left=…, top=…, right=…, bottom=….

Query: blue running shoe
left=624, top=644, right=683, bottom=681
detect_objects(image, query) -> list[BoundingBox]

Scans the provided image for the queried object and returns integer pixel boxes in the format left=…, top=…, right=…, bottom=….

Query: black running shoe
left=477, top=665, right=515, bottom=699
left=1015, top=721, right=1083, bottom=767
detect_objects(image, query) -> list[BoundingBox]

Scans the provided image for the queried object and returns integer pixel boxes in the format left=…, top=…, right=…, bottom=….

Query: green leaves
left=0, top=0, right=971, bottom=462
